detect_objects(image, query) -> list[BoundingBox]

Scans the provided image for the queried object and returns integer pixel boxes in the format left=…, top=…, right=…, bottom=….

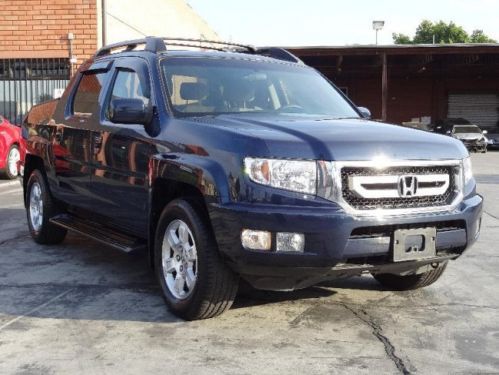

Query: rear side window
left=73, top=71, right=107, bottom=117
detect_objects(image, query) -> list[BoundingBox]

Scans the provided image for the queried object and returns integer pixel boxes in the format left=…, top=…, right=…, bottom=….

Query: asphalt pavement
left=0, top=153, right=498, bottom=374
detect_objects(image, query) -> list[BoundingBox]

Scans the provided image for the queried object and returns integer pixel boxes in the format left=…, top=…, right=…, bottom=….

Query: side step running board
left=50, top=214, right=147, bottom=253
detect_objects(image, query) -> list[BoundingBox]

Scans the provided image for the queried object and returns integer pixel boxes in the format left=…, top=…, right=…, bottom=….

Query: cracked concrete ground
left=0, top=153, right=498, bottom=374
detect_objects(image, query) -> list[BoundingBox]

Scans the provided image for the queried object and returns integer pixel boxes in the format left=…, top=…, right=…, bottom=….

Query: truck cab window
left=72, top=71, right=107, bottom=117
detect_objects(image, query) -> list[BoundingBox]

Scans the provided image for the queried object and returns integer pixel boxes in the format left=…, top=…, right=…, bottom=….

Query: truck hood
left=201, top=115, right=467, bottom=161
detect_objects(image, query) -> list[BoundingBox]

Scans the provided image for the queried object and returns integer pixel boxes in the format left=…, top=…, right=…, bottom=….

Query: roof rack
left=95, top=37, right=166, bottom=57
left=254, top=47, right=303, bottom=64
left=95, top=36, right=255, bottom=57
left=164, top=37, right=256, bottom=53
left=94, top=37, right=303, bottom=64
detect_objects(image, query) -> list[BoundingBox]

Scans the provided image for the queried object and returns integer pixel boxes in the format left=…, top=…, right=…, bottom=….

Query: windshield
left=160, top=57, right=359, bottom=118
left=453, top=125, right=481, bottom=134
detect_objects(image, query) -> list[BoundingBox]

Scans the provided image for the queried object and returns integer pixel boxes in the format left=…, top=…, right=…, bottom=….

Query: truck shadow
left=0, top=208, right=383, bottom=323
left=233, top=285, right=336, bottom=309
left=233, top=277, right=384, bottom=309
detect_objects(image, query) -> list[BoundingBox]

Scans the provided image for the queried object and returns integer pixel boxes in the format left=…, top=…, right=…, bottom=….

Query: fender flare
left=149, top=153, right=231, bottom=204
left=147, top=153, right=232, bottom=267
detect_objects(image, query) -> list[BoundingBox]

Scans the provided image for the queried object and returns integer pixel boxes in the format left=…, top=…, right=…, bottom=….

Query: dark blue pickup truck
left=21, top=37, right=482, bottom=320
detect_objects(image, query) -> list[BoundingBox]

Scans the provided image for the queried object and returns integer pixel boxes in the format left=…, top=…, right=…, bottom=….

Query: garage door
left=448, top=94, right=499, bottom=129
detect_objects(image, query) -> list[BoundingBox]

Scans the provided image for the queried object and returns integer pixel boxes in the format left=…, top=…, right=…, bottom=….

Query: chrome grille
left=340, top=165, right=460, bottom=211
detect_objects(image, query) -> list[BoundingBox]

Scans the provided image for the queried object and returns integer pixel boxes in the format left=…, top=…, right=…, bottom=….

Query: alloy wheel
left=161, top=219, right=198, bottom=300
left=29, top=182, right=43, bottom=231
left=7, top=147, right=20, bottom=177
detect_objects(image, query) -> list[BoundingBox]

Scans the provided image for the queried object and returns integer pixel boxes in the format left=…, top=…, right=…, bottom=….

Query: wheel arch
left=148, top=155, right=229, bottom=268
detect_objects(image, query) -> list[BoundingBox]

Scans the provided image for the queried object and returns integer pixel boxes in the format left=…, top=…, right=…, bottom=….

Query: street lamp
left=373, top=20, right=385, bottom=45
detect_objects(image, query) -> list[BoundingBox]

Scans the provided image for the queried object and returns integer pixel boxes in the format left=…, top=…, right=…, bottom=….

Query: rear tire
left=373, top=262, right=448, bottom=291
left=154, top=199, right=239, bottom=320
left=26, top=170, right=67, bottom=244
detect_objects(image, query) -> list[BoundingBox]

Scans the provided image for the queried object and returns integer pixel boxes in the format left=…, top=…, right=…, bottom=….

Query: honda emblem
left=398, top=175, right=418, bottom=197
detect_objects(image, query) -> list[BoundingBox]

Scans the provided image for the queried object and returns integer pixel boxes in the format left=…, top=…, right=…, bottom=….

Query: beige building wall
left=97, top=0, right=219, bottom=47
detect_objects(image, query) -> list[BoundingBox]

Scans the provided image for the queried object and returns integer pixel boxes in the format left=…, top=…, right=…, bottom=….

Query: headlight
left=463, top=157, right=473, bottom=184
left=244, top=157, right=317, bottom=194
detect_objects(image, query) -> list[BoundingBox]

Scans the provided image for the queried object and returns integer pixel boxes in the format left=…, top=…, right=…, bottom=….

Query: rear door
left=88, top=57, right=157, bottom=237
left=52, top=62, right=111, bottom=210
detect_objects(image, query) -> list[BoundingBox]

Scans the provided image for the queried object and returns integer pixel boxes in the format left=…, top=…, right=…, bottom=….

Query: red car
left=0, top=115, right=24, bottom=179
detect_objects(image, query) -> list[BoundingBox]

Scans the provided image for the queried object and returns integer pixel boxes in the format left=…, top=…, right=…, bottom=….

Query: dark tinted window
left=73, top=71, right=107, bottom=117
left=110, top=69, right=150, bottom=104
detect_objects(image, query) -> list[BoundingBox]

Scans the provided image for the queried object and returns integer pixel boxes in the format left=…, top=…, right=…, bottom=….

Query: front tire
left=26, top=170, right=67, bottom=244
left=154, top=199, right=239, bottom=320
left=373, top=262, right=448, bottom=291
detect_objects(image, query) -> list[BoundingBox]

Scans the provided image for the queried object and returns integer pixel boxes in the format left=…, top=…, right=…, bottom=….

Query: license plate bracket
left=393, top=227, right=436, bottom=262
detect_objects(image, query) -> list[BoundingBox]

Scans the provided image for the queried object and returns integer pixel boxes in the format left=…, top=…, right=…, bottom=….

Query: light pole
left=372, top=20, right=385, bottom=45
left=102, top=0, right=107, bottom=46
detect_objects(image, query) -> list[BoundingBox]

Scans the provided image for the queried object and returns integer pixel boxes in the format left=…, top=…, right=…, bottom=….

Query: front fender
left=147, top=153, right=233, bottom=268
left=149, top=153, right=231, bottom=205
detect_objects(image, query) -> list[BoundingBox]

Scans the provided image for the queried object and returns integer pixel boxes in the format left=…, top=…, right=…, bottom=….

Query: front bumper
left=209, top=193, right=483, bottom=290
left=461, top=140, right=487, bottom=150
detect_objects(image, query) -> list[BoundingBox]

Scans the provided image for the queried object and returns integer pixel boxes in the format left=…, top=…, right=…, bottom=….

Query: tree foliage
left=393, top=20, right=496, bottom=44
left=470, top=29, right=496, bottom=43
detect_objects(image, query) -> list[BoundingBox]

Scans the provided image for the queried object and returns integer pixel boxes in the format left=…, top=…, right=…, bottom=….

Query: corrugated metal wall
left=448, top=94, right=499, bottom=129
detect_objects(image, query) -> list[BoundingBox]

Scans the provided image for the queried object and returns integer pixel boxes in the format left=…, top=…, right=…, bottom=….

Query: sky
left=187, top=0, right=499, bottom=46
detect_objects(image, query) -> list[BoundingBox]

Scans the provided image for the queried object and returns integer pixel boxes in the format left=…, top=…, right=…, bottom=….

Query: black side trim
left=50, top=214, right=146, bottom=253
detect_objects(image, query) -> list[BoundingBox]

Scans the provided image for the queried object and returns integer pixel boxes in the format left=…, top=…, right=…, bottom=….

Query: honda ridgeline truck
left=21, top=38, right=483, bottom=320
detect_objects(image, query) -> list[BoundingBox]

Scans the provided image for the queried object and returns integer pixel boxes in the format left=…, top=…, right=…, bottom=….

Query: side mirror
left=482, top=130, right=488, bottom=134
left=109, top=98, right=152, bottom=125
left=357, top=107, right=371, bottom=119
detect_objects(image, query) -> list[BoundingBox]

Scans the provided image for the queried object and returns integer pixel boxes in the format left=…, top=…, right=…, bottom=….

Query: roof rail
left=254, top=47, right=303, bottom=64
left=94, top=37, right=302, bottom=64
left=95, top=37, right=166, bottom=57
left=95, top=36, right=256, bottom=57
left=163, top=37, right=256, bottom=53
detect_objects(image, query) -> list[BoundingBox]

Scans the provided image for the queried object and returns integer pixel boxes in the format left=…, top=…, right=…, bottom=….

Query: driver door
left=89, top=57, right=156, bottom=237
